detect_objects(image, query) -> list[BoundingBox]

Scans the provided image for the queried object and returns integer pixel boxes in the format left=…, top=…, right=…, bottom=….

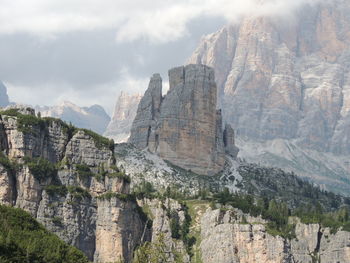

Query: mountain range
left=35, top=101, right=110, bottom=135
left=185, top=0, right=350, bottom=195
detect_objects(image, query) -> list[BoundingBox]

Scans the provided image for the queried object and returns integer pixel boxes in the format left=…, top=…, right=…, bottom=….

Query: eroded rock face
left=104, top=92, right=142, bottom=143
left=129, top=74, right=163, bottom=151
left=129, top=64, right=238, bottom=175
left=0, top=107, right=145, bottom=262
left=137, top=198, right=190, bottom=263
left=94, top=198, right=144, bottom=263
left=188, top=0, right=350, bottom=155
left=200, top=208, right=350, bottom=263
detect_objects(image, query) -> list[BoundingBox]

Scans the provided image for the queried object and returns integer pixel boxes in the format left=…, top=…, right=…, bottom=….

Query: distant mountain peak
left=104, top=91, right=142, bottom=143
left=36, top=101, right=110, bottom=134
left=0, top=81, right=10, bottom=107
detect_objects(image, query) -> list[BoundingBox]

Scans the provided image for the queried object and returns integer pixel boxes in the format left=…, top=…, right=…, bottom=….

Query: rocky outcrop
left=129, top=64, right=238, bottom=176
left=0, top=107, right=144, bottom=262
left=94, top=198, right=145, bottom=263
left=129, top=74, right=162, bottom=151
left=0, top=81, right=10, bottom=107
left=35, top=101, right=110, bottom=135
left=1, top=107, right=348, bottom=263
left=188, top=0, right=350, bottom=152
left=137, top=198, right=190, bottom=262
left=187, top=0, right=350, bottom=193
left=200, top=208, right=350, bottom=263
left=104, top=92, right=142, bottom=143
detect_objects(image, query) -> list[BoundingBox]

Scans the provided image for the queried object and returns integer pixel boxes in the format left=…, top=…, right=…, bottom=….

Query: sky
left=0, top=0, right=320, bottom=115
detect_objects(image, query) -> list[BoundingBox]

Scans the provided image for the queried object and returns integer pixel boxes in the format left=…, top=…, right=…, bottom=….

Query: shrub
left=0, top=205, right=89, bottom=263
left=108, top=171, right=131, bottom=183
left=67, top=186, right=91, bottom=200
left=44, top=185, right=68, bottom=197
left=0, top=152, right=18, bottom=174
left=97, top=192, right=135, bottom=202
left=79, top=129, right=114, bottom=151
left=170, top=211, right=181, bottom=239
left=25, top=157, right=57, bottom=181
left=75, top=163, right=94, bottom=179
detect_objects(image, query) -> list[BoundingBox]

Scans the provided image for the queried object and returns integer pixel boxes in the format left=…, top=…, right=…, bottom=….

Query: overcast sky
left=0, top=0, right=320, bottom=114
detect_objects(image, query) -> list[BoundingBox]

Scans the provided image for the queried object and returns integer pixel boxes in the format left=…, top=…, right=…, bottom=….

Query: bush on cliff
left=0, top=205, right=89, bottom=263
left=24, top=157, right=57, bottom=181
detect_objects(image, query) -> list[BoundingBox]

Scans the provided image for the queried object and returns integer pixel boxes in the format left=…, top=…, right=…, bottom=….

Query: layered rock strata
left=129, top=64, right=238, bottom=175
left=200, top=208, right=350, bottom=263
left=0, top=107, right=145, bottom=262
left=188, top=0, right=350, bottom=155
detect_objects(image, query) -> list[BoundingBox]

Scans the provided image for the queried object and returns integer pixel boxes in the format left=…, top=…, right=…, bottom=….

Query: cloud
left=0, top=0, right=321, bottom=43
left=5, top=67, right=149, bottom=114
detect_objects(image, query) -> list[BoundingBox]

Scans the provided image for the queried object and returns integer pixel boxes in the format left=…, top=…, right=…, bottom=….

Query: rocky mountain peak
left=104, top=92, right=142, bottom=143
left=129, top=64, right=238, bottom=176
left=186, top=0, right=350, bottom=193
left=0, top=81, right=10, bottom=108
left=35, top=101, right=110, bottom=135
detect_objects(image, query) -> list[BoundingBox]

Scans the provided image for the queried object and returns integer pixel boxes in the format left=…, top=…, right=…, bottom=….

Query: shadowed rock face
left=188, top=0, right=350, bottom=155
left=0, top=82, right=10, bottom=107
left=104, top=92, right=142, bottom=143
left=129, top=64, right=238, bottom=176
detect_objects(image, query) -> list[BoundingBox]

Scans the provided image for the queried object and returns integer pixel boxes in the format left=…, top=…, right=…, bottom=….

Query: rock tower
left=129, top=64, right=238, bottom=175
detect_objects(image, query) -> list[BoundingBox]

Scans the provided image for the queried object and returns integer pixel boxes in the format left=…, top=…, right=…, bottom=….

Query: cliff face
left=129, top=64, right=238, bottom=175
left=35, top=101, right=111, bottom=135
left=0, top=81, right=10, bottom=107
left=104, top=92, right=142, bottom=143
left=200, top=208, right=350, bottom=263
left=0, top=107, right=349, bottom=262
left=188, top=0, right=350, bottom=154
left=0, top=106, right=144, bottom=262
left=187, top=0, right=350, bottom=194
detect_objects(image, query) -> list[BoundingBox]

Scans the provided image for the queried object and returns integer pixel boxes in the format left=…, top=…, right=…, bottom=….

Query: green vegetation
left=211, top=188, right=350, bottom=238
left=75, top=163, right=94, bottom=180
left=0, top=109, right=46, bottom=134
left=133, top=180, right=157, bottom=199
left=133, top=234, right=184, bottom=263
left=0, top=152, right=18, bottom=175
left=165, top=201, right=195, bottom=256
left=95, top=163, right=131, bottom=183
left=237, top=164, right=346, bottom=211
left=44, top=184, right=91, bottom=201
left=108, top=171, right=131, bottom=183
left=24, top=157, right=57, bottom=181
left=97, top=191, right=135, bottom=202
left=0, top=109, right=115, bottom=153
left=44, top=185, right=68, bottom=197
left=170, top=210, right=181, bottom=239
left=79, top=128, right=114, bottom=151
left=294, top=205, right=350, bottom=234
left=0, top=205, right=89, bottom=263
left=67, top=186, right=91, bottom=200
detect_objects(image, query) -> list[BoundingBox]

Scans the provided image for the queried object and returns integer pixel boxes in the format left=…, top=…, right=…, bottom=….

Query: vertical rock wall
left=0, top=107, right=145, bottom=262
left=129, top=64, right=238, bottom=175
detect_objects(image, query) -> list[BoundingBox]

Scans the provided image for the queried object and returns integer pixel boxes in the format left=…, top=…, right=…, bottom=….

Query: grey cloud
left=1, top=16, right=225, bottom=113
